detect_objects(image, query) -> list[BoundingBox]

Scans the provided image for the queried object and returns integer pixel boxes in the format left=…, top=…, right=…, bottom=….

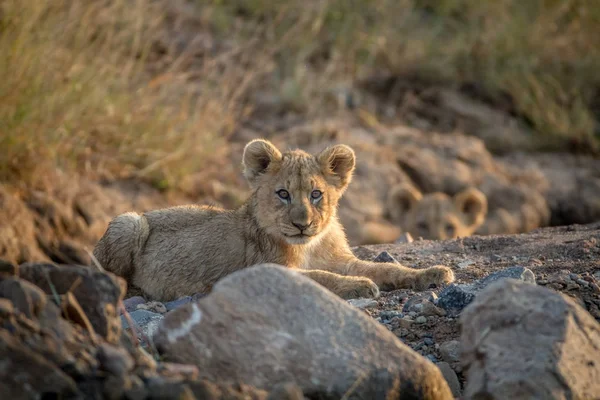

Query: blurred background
left=1, top=0, right=599, bottom=265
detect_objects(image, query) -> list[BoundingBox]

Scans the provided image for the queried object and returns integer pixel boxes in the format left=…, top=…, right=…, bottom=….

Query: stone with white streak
left=154, top=264, right=452, bottom=399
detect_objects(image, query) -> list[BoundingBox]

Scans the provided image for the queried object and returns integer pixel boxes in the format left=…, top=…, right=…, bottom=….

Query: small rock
left=347, top=298, right=378, bottom=310
left=576, top=279, right=589, bottom=287
left=424, top=338, right=434, bottom=346
left=403, top=292, right=437, bottom=313
left=436, top=284, right=476, bottom=317
left=97, top=343, right=134, bottom=376
left=457, top=260, right=475, bottom=269
left=438, top=267, right=536, bottom=316
left=478, top=266, right=536, bottom=286
left=164, top=296, right=193, bottom=312
left=379, top=310, right=403, bottom=320
left=373, top=251, right=398, bottom=263
left=122, top=296, right=146, bottom=313
left=121, top=310, right=164, bottom=343
left=391, top=317, right=414, bottom=329
left=439, top=340, right=460, bottom=364
left=395, top=233, right=414, bottom=244
left=590, top=283, right=600, bottom=294
left=415, top=316, right=427, bottom=324
left=426, top=354, right=438, bottom=363
left=436, top=362, right=461, bottom=398
left=421, top=301, right=447, bottom=317
left=565, top=282, right=580, bottom=291
left=136, top=301, right=167, bottom=314
left=569, top=273, right=580, bottom=281
left=408, top=311, right=418, bottom=318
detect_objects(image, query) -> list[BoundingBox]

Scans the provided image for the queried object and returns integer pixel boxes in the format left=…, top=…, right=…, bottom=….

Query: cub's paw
left=338, top=278, right=380, bottom=300
left=416, top=265, right=455, bottom=291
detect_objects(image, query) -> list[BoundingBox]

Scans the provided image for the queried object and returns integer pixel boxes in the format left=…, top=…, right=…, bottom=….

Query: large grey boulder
left=460, top=278, right=600, bottom=399
left=154, top=264, right=452, bottom=399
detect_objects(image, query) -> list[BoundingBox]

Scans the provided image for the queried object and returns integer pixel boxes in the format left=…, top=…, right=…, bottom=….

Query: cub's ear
left=316, top=144, right=356, bottom=190
left=454, top=187, right=488, bottom=228
left=242, top=139, right=282, bottom=185
left=386, top=183, right=422, bottom=223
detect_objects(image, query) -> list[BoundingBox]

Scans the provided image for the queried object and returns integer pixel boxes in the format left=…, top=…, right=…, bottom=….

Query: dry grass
left=1, top=0, right=598, bottom=189
left=0, top=0, right=266, bottom=189
left=204, top=0, right=600, bottom=149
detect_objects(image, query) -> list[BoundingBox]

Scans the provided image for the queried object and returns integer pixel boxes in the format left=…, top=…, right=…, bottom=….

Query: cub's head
left=386, top=184, right=488, bottom=240
left=242, top=139, right=354, bottom=245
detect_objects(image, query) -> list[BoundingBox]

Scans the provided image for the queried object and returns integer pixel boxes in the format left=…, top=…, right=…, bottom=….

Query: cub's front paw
left=338, top=277, right=380, bottom=300
left=416, top=265, right=455, bottom=291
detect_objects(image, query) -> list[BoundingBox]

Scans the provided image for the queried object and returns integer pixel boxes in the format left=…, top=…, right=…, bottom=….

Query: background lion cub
left=93, top=139, right=455, bottom=300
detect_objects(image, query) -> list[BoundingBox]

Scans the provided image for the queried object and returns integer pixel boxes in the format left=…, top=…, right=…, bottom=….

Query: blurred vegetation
left=1, top=0, right=599, bottom=189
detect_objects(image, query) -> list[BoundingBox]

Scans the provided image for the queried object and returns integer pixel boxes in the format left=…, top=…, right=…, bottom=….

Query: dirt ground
left=351, top=222, right=600, bottom=387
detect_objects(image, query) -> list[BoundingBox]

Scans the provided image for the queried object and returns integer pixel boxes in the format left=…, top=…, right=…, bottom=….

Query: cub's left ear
left=454, top=187, right=488, bottom=229
left=316, top=144, right=356, bottom=190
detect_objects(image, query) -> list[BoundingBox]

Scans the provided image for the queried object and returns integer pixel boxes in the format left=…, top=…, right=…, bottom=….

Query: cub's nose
left=292, top=221, right=312, bottom=231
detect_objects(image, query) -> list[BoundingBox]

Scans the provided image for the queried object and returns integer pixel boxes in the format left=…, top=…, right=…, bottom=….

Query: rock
left=437, top=266, right=536, bottom=316
left=379, top=310, right=403, bottom=320
left=122, top=310, right=164, bottom=343
left=415, top=316, right=427, bottom=324
left=155, top=264, right=453, bottom=399
left=97, top=343, right=135, bottom=376
left=164, top=296, right=193, bottom=312
left=0, top=259, right=18, bottom=277
left=0, top=277, right=47, bottom=319
left=137, top=301, right=167, bottom=314
left=478, top=265, right=536, bottom=286
left=373, top=251, right=399, bottom=263
left=347, top=298, right=378, bottom=310
left=123, top=296, right=147, bottom=313
left=403, top=291, right=437, bottom=313
left=436, top=362, right=461, bottom=398
left=436, top=284, right=476, bottom=317
left=457, top=260, right=475, bottom=269
left=395, top=233, right=414, bottom=244
left=18, top=262, right=125, bottom=343
left=439, top=340, right=461, bottom=364
left=461, top=279, right=600, bottom=399
left=0, top=330, right=79, bottom=398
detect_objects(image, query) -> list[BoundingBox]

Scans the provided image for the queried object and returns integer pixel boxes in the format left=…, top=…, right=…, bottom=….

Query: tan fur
left=93, top=140, right=454, bottom=301
left=386, top=184, right=487, bottom=240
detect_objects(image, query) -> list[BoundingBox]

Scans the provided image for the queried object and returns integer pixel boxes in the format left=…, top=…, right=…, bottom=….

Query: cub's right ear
left=242, top=139, right=282, bottom=185
left=386, top=183, right=422, bottom=223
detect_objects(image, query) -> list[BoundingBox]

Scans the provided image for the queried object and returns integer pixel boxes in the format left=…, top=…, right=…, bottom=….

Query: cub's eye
left=276, top=189, right=290, bottom=200
left=311, top=190, right=322, bottom=200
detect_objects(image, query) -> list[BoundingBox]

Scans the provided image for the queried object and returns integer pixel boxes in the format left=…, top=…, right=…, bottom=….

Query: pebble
left=415, top=316, right=427, bottom=324
left=437, top=266, right=536, bottom=316
left=395, top=233, right=414, bottom=244
left=164, top=296, right=193, bottom=312
left=439, top=340, right=461, bottom=364
left=136, top=301, right=167, bottom=314
left=122, top=296, right=146, bottom=314
left=408, top=311, right=417, bottom=318
left=457, top=260, right=475, bottom=269
left=569, top=273, right=579, bottom=281
left=121, top=310, right=164, bottom=343
left=424, top=338, right=434, bottom=346
left=379, top=310, right=404, bottom=320
left=478, top=266, right=536, bottom=286
left=347, top=298, right=378, bottom=310
left=426, top=354, right=438, bottom=363
left=576, top=279, right=589, bottom=287
left=373, top=251, right=399, bottom=264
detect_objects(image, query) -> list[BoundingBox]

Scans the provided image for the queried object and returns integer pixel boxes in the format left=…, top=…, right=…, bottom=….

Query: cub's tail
left=93, top=212, right=149, bottom=281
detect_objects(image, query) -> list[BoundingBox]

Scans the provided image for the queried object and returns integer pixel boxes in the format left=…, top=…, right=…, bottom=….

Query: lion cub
left=386, top=184, right=488, bottom=241
left=93, top=140, right=455, bottom=301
